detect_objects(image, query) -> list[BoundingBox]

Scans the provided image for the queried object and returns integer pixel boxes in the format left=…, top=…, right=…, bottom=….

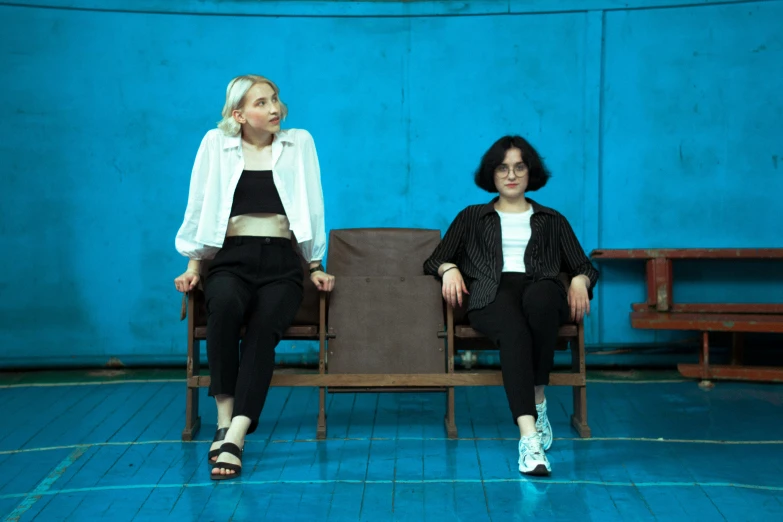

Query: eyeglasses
left=495, top=164, right=528, bottom=178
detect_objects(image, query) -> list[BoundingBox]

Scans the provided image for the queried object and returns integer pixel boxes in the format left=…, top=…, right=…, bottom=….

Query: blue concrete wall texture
left=1, top=0, right=781, bottom=368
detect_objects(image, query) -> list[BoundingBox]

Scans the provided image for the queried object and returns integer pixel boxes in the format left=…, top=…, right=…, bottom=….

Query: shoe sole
left=519, top=464, right=551, bottom=477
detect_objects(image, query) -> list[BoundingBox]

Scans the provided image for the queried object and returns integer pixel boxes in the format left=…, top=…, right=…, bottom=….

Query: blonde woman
left=174, top=75, right=335, bottom=480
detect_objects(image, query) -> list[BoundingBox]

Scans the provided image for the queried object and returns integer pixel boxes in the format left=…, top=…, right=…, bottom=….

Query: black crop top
left=229, top=170, right=287, bottom=218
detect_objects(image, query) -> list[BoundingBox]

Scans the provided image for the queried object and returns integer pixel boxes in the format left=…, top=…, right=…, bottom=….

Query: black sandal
left=211, top=442, right=243, bottom=481
left=207, top=427, right=229, bottom=465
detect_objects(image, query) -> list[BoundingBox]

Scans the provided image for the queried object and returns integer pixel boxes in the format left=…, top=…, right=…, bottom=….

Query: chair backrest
left=326, top=228, right=442, bottom=276
left=324, top=227, right=446, bottom=374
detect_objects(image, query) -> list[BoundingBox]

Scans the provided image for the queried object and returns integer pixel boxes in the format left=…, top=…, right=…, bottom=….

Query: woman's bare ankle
left=516, top=415, right=537, bottom=438
left=224, top=416, right=251, bottom=446
left=215, top=394, right=234, bottom=429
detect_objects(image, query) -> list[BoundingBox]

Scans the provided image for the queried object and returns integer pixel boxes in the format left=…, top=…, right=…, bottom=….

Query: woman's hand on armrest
left=568, top=275, right=591, bottom=322
left=441, top=266, right=469, bottom=309
left=174, top=259, right=201, bottom=293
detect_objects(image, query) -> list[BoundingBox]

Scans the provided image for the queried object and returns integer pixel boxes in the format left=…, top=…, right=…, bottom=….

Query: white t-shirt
left=497, top=207, right=534, bottom=273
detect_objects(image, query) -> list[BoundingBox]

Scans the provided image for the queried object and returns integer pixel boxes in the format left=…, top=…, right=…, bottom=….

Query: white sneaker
left=518, top=434, right=551, bottom=476
left=536, top=399, right=553, bottom=451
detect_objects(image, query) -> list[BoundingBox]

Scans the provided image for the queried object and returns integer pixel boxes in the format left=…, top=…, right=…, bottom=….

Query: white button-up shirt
left=175, top=128, right=326, bottom=262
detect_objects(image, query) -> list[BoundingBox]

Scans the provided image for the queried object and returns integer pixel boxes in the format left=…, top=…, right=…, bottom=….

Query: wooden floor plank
left=0, top=386, right=96, bottom=451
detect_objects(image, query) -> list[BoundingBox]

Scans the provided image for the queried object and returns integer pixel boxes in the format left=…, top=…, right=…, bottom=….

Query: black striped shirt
left=423, top=197, right=600, bottom=312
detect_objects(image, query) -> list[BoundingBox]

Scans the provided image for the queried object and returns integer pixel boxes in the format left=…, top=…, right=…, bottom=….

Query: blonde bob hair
left=217, top=75, right=288, bottom=136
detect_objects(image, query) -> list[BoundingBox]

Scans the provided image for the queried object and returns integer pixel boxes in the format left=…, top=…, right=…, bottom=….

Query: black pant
left=468, top=273, right=569, bottom=424
left=204, top=236, right=303, bottom=434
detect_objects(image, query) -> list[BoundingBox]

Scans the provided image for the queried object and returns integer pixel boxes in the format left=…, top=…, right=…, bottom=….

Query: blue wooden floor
left=1, top=374, right=782, bottom=521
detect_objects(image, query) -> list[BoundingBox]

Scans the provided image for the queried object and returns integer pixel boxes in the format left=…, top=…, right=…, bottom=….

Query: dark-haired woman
left=424, top=135, right=599, bottom=476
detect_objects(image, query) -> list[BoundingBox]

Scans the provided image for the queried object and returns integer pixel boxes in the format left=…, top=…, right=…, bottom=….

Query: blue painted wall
left=0, top=0, right=781, bottom=368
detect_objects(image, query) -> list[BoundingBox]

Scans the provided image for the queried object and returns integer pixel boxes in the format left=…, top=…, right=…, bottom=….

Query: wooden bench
left=179, top=229, right=591, bottom=441
left=590, top=248, right=783, bottom=384
left=182, top=290, right=588, bottom=441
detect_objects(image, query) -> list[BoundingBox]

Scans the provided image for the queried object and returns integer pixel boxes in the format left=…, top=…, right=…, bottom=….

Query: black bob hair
left=474, top=135, right=551, bottom=193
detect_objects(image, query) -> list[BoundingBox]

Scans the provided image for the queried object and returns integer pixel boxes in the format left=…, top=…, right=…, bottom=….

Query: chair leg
left=182, top=384, right=201, bottom=441
left=444, top=387, right=458, bottom=439
left=316, top=387, right=327, bottom=440
left=182, top=304, right=202, bottom=442
left=570, top=324, right=590, bottom=438
left=570, top=385, right=591, bottom=438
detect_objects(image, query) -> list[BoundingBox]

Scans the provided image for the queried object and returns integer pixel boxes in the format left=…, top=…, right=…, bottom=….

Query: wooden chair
left=442, top=274, right=590, bottom=438
left=322, top=227, right=448, bottom=392
left=179, top=249, right=327, bottom=441
left=179, top=230, right=590, bottom=441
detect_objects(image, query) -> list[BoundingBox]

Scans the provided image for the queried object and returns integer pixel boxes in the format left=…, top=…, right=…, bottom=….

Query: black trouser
left=204, top=236, right=303, bottom=434
left=468, top=273, right=569, bottom=424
